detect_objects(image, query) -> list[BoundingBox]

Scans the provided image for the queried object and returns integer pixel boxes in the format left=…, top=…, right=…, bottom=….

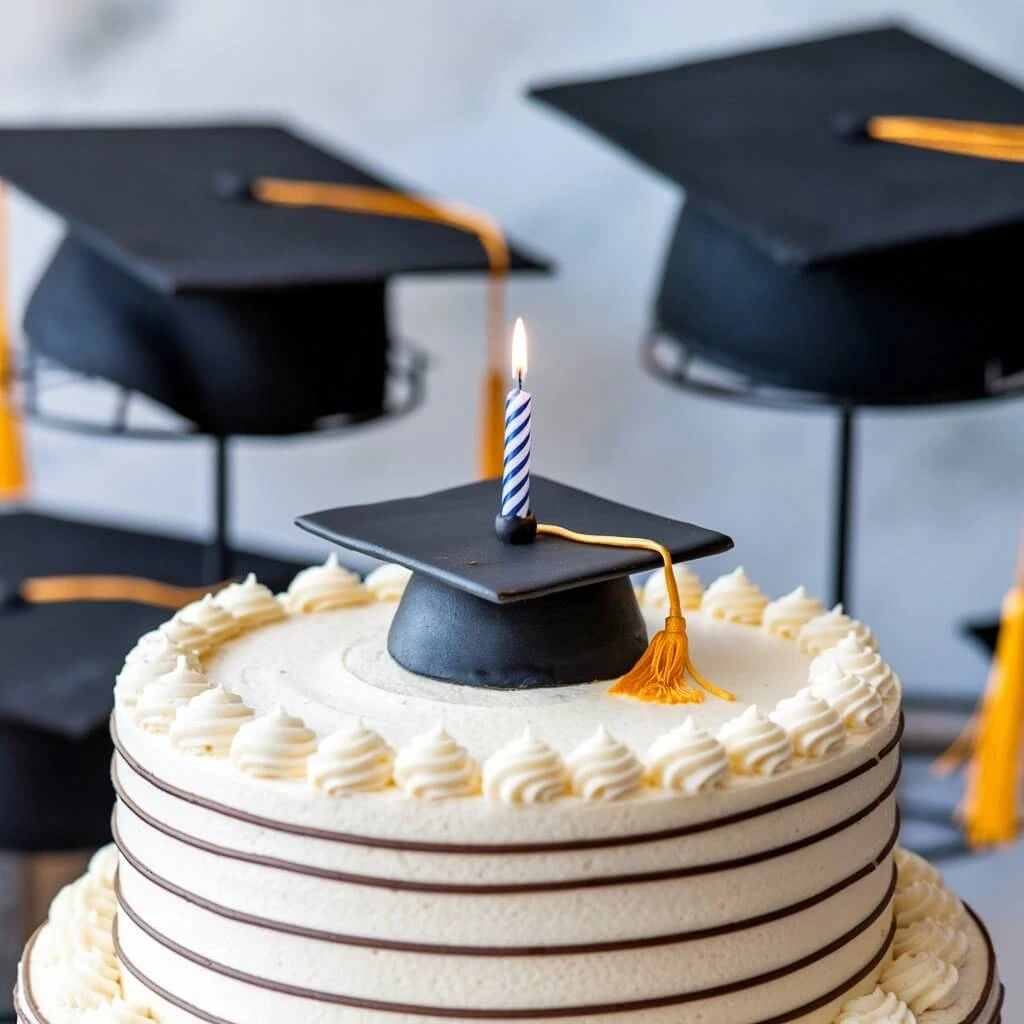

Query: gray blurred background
left=1, top=0, right=1023, bottom=1015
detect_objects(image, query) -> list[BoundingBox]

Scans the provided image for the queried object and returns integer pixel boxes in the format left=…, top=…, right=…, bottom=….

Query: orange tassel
left=962, top=529, right=1024, bottom=847
left=536, top=523, right=734, bottom=705
left=0, top=182, right=27, bottom=501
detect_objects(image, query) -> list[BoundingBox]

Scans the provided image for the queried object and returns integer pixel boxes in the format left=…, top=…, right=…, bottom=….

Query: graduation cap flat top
left=0, top=123, right=545, bottom=435
left=298, top=477, right=732, bottom=688
left=531, top=26, right=1024, bottom=402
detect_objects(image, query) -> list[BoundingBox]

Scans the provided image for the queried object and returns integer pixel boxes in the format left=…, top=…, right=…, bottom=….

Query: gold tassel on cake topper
left=536, top=524, right=734, bottom=705
left=959, top=526, right=1024, bottom=847
left=0, top=182, right=28, bottom=500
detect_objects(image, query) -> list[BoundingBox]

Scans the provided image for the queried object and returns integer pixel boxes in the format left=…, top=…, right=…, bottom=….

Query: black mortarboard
left=531, top=25, right=1024, bottom=402
left=297, top=476, right=732, bottom=688
left=0, top=511, right=308, bottom=849
left=0, top=123, right=545, bottom=437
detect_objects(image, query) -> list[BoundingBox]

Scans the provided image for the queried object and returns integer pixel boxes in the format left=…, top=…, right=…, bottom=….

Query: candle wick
left=517, top=371, right=523, bottom=392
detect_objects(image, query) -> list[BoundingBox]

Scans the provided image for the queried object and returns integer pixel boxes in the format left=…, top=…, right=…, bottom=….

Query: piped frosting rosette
left=718, top=706, right=793, bottom=775
left=114, top=634, right=200, bottom=707
left=810, top=632, right=900, bottom=703
left=645, top=718, right=729, bottom=793
left=796, top=603, right=876, bottom=656
left=834, top=986, right=916, bottom=1023
left=168, top=592, right=240, bottom=653
left=700, top=567, right=768, bottom=624
left=135, top=656, right=211, bottom=733
left=364, top=563, right=413, bottom=602
left=394, top=724, right=479, bottom=799
left=309, top=719, right=395, bottom=794
left=893, top=919, right=969, bottom=967
left=59, top=947, right=121, bottom=1009
left=483, top=728, right=566, bottom=804
left=215, top=572, right=285, bottom=629
left=284, top=553, right=372, bottom=613
left=81, top=999, right=155, bottom=1023
left=170, top=685, right=255, bottom=756
left=565, top=725, right=643, bottom=801
left=809, top=663, right=883, bottom=732
left=770, top=688, right=846, bottom=757
left=762, top=586, right=826, bottom=639
left=230, top=706, right=318, bottom=779
left=643, top=563, right=704, bottom=612
left=879, top=952, right=958, bottom=1015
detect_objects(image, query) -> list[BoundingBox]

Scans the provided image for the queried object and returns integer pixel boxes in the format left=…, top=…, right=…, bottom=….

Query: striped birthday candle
left=500, top=385, right=532, bottom=517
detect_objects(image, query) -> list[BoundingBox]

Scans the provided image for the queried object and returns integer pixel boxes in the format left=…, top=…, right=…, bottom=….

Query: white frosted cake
left=15, top=561, right=1002, bottom=1024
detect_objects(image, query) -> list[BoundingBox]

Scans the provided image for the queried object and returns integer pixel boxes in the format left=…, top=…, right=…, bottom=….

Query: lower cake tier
left=15, top=858, right=1003, bottom=1024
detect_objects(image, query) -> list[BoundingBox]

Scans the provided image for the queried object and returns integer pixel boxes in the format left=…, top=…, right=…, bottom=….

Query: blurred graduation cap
left=531, top=25, right=1024, bottom=402
left=0, top=122, right=546, bottom=458
left=0, top=511, right=309, bottom=850
left=298, top=475, right=732, bottom=695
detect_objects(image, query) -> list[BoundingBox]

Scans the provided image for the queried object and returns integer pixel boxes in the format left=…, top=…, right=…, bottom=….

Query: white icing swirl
left=762, top=586, right=826, bottom=639
left=718, top=705, right=793, bottom=775
left=894, top=847, right=943, bottom=888
left=770, top=688, right=846, bottom=757
left=810, top=663, right=883, bottom=732
left=81, top=999, right=155, bottom=1023
left=172, top=592, right=240, bottom=651
left=811, top=632, right=900, bottom=703
left=894, top=919, right=969, bottom=967
left=483, top=728, right=566, bottom=804
left=134, top=656, right=211, bottom=733
left=87, top=844, right=118, bottom=891
left=894, top=879, right=966, bottom=928
left=68, top=908, right=116, bottom=957
left=394, top=724, right=479, bottom=799
left=49, top=876, right=116, bottom=928
left=284, top=553, right=372, bottom=613
left=564, top=725, right=643, bottom=801
left=214, top=573, right=285, bottom=629
left=158, top=614, right=207, bottom=652
left=364, top=563, right=413, bottom=602
left=835, top=986, right=916, bottom=1023
left=114, top=637, right=200, bottom=707
left=700, top=566, right=768, bottom=624
left=645, top=717, right=729, bottom=793
left=309, top=720, right=394, bottom=795
left=60, top=947, right=120, bottom=1009
left=170, top=685, right=255, bottom=756
left=880, top=952, right=958, bottom=1015
left=230, top=705, right=318, bottom=779
left=796, top=603, right=877, bottom=656
left=123, top=630, right=166, bottom=664
left=643, top=565, right=704, bottom=613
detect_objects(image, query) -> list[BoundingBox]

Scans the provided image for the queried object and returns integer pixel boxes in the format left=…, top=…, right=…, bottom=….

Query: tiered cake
left=15, top=507, right=1002, bottom=1023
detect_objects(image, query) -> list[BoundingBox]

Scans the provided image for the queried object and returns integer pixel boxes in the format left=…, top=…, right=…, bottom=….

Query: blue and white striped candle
left=500, top=318, right=532, bottom=518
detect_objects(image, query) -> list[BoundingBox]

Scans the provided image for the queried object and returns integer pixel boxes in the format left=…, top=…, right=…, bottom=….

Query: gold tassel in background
left=248, top=178, right=510, bottom=480
left=0, top=182, right=28, bottom=500
left=962, top=529, right=1024, bottom=847
left=861, top=114, right=1024, bottom=164
left=536, top=523, right=734, bottom=705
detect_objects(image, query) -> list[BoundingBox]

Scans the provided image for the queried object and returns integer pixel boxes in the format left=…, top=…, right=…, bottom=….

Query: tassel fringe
left=536, top=524, right=734, bottom=706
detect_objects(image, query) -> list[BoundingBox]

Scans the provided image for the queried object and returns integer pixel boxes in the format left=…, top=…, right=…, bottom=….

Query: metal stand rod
left=206, top=435, right=230, bottom=582
left=832, top=406, right=855, bottom=610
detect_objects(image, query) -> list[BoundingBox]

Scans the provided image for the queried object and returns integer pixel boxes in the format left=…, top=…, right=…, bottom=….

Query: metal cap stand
left=643, top=329, right=1024, bottom=860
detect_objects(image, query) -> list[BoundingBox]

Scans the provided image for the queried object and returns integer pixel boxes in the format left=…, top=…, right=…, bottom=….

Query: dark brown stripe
left=963, top=904, right=1000, bottom=1024
left=109, top=711, right=903, bottom=854
left=112, top=759, right=900, bottom=894
left=113, top=883, right=897, bottom=1020
left=112, top=820, right=898, bottom=956
left=15, top=928, right=43, bottom=1024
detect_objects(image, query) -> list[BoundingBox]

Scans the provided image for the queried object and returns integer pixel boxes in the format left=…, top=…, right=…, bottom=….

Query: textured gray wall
left=2, top=0, right=1023, bottom=697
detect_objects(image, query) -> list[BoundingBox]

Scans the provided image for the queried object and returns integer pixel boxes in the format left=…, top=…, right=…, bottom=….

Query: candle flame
left=511, top=317, right=528, bottom=383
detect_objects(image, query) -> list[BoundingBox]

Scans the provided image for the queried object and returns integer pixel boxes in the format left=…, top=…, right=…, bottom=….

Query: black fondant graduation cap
left=0, top=123, right=546, bottom=436
left=531, top=25, right=1024, bottom=403
left=0, top=511, right=308, bottom=849
left=298, top=476, right=732, bottom=688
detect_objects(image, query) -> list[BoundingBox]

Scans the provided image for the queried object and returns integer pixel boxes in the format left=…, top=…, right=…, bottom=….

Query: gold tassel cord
left=0, top=182, right=27, bottom=500
left=249, top=178, right=510, bottom=480
left=19, top=575, right=234, bottom=611
left=535, top=523, right=734, bottom=705
left=864, top=115, right=1024, bottom=164
left=962, top=529, right=1024, bottom=847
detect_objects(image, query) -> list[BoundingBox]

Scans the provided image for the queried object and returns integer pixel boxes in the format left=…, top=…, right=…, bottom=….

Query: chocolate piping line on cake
left=110, top=759, right=900, bottom=894
left=113, top=886, right=897, bottom=1020
left=108, top=711, right=903, bottom=855
left=963, top=905, right=1001, bottom=1024
left=110, top=823, right=899, bottom=956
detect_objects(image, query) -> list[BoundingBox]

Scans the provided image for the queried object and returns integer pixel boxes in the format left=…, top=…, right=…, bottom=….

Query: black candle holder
left=494, top=512, right=537, bottom=545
